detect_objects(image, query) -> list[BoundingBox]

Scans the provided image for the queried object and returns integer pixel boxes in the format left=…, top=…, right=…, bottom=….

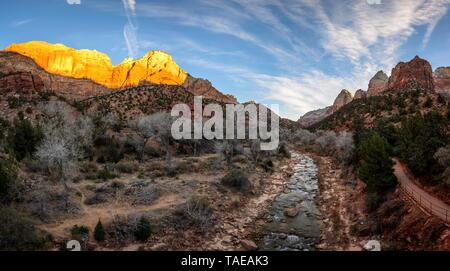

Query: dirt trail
left=394, top=159, right=450, bottom=224
left=39, top=194, right=182, bottom=238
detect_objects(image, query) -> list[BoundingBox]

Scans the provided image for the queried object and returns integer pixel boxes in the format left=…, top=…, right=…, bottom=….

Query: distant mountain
left=298, top=56, right=450, bottom=128
left=2, top=41, right=236, bottom=103
left=298, top=89, right=353, bottom=127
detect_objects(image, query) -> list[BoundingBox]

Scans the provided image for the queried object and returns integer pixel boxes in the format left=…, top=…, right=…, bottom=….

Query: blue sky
left=1, top=0, right=450, bottom=120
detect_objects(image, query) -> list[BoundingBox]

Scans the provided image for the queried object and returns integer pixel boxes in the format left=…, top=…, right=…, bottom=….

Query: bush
left=7, top=117, right=43, bottom=161
left=183, top=196, right=214, bottom=232
left=94, top=220, right=105, bottom=242
left=278, top=143, right=291, bottom=158
left=221, top=169, right=251, bottom=190
left=103, top=139, right=123, bottom=163
left=0, top=206, right=42, bottom=250
left=70, top=225, right=89, bottom=240
left=134, top=217, right=152, bottom=241
left=97, top=166, right=118, bottom=181
left=261, top=159, right=274, bottom=173
left=0, top=154, right=18, bottom=202
left=114, top=161, right=139, bottom=174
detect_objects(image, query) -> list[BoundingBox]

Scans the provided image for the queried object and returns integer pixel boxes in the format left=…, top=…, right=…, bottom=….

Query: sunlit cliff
left=4, top=41, right=188, bottom=89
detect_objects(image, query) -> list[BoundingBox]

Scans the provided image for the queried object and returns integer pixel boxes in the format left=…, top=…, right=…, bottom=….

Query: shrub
left=0, top=154, right=18, bottom=202
left=221, top=169, right=251, bottom=190
left=97, top=166, right=118, bottom=181
left=0, top=206, right=42, bottom=250
left=70, top=225, right=89, bottom=239
left=114, top=161, right=139, bottom=174
left=8, top=117, right=43, bottom=161
left=278, top=143, right=291, bottom=158
left=94, top=220, right=105, bottom=242
left=261, top=159, right=274, bottom=173
left=134, top=217, right=152, bottom=241
left=183, top=196, right=214, bottom=231
left=103, top=139, right=123, bottom=163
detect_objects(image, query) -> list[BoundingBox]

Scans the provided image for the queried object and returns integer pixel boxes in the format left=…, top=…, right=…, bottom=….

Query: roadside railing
left=400, top=183, right=450, bottom=225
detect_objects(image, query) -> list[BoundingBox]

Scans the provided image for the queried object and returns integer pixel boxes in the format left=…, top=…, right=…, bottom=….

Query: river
left=259, top=152, right=322, bottom=251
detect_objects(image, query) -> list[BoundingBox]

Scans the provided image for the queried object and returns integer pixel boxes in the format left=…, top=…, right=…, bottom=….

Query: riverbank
left=311, top=154, right=368, bottom=251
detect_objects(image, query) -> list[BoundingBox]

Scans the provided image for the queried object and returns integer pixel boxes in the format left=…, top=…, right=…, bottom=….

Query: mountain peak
left=3, top=41, right=188, bottom=89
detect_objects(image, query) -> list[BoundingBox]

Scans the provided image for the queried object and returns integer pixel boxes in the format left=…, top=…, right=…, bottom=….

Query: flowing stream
left=259, top=153, right=322, bottom=251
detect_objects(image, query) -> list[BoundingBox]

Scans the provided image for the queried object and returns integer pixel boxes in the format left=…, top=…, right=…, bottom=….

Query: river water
left=259, top=153, right=322, bottom=251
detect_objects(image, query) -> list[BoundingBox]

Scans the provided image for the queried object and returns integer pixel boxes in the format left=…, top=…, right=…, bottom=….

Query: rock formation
left=182, top=75, right=237, bottom=103
left=298, top=89, right=353, bottom=127
left=0, top=51, right=110, bottom=100
left=434, top=67, right=450, bottom=99
left=4, top=41, right=187, bottom=88
left=2, top=41, right=236, bottom=103
left=331, top=89, right=353, bottom=111
left=387, top=56, right=434, bottom=92
left=367, top=71, right=388, bottom=97
left=353, top=89, right=367, bottom=100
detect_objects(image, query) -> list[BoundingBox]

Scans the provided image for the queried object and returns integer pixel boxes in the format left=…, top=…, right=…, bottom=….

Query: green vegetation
left=396, top=112, right=449, bottom=176
left=7, top=116, right=43, bottom=161
left=94, top=220, right=105, bottom=242
left=357, top=133, right=396, bottom=194
left=0, top=206, right=42, bottom=250
left=133, top=217, right=152, bottom=241
left=0, top=154, right=18, bottom=202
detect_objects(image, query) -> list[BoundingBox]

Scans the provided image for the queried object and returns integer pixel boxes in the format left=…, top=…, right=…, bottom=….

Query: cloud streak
left=67, top=0, right=81, bottom=5
left=122, top=0, right=138, bottom=58
left=126, top=0, right=450, bottom=119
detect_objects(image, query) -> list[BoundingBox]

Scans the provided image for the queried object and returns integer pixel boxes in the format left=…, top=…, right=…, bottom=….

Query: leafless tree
left=134, top=112, right=173, bottom=163
left=36, top=101, right=94, bottom=211
left=335, top=131, right=354, bottom=165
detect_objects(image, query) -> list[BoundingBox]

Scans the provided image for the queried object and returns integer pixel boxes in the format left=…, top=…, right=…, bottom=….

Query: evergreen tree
left=134, top=217, right=152, bottom=241
left=396, top=112, right=449, bottom=175
left=94, top=220, right=105, bottom=242
left=7, top=116, right=43, bottom=161
left=357, top=133, right=397, bottom=194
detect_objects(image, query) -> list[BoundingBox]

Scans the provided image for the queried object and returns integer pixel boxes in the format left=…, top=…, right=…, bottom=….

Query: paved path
left=393, top=159, right=450, bottom=224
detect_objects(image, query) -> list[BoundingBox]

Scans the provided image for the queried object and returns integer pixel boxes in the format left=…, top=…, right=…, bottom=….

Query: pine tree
left=357, top=133, right=396, bottom=194
left=94, top=220, right=105, bottom=242
left=134, top=217, right=151, bottom=242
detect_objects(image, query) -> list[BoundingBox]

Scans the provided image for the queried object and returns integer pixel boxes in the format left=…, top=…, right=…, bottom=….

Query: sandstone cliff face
left=353, top=89, right=367, bottom=100
left=331, top=89, right=353, bottom=111
left=434, top=67, right=450, bottom=99
left=2, top=41, right=236, bottom=103
left=4, top=41, right=188, bottom=88
left=367, top=71, right=388, bottom=97
left=387, top=56, right=434, bottom=92
left=0, top=52, right=111, bottom=100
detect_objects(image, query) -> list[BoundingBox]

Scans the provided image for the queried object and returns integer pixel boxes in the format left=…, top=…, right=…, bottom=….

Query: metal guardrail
left=400, top=183, right=450, bottom=225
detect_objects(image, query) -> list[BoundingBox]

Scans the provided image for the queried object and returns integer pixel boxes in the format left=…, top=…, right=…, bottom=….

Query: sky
left=1, top=0, right=450, bottom=120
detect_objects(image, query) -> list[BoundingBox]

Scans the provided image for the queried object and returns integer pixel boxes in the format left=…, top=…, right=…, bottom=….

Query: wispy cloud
left=122, top=0, right=138, bottom=58
left=67, top=0, right=81, bottom=5
left=11, top=19, right=33, bottom=27
left=116, top=0, right=450, bottom=119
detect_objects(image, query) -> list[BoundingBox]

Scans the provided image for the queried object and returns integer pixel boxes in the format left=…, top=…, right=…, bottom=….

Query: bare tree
left=335, top=131, right=354, bottom=165
left=314, top=130, right=337, bottom=154
left=134, top=112, right=173, bottom=163
left=36, top=101, right=94, bottom=211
